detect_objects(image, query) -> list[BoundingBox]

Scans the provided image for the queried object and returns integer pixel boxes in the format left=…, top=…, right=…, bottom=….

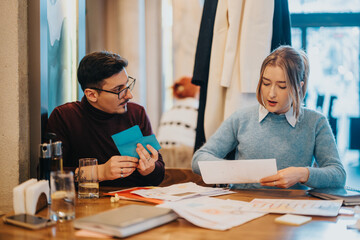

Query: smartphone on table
left=3, top=213, right=55, bottom=230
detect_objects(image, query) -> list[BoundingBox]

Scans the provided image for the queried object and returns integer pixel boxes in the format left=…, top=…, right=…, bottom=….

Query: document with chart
left=241, top=199, right=342, bottom=217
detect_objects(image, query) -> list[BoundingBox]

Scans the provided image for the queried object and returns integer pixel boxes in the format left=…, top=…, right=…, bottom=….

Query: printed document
left=132, top=182, right=234, bottom=202
left=158, top=196, right=266, bottom=230
left=242, top=198, right=343, bottom=217
left=198, top=159, right=277, bottom=184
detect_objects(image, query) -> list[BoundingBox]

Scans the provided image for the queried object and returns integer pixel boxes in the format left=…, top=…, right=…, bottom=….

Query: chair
left=349, top=118, right=360, bottom=150
left=159, top=146, right=194, bottom=168
left=159, top=168, right=210, bottom=187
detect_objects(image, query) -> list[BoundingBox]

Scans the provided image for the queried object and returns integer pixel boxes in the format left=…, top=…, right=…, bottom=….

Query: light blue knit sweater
left=192, top=105, right=346, bottom=189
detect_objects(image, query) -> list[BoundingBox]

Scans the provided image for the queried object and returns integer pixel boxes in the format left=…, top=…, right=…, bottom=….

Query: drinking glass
left=78, top=158, right=99, bottom=198
left=50, top=171, right=76, bottom=221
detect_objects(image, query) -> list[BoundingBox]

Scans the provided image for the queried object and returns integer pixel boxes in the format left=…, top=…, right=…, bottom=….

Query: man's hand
left=135, top=143, right=159, bottom=176
left=98, top=156, right=139, bottom=181
left=260, top=167, right=309, bottom=188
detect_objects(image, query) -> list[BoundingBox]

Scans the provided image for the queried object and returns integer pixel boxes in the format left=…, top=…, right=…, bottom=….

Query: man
left=47, top=51, right=165, bottom=187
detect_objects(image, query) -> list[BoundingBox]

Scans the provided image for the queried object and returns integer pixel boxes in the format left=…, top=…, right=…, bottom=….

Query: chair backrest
left=349, top=117, right=360, bottom=150
left=159, top=146, right=193, bottom=168
left=159, top=168, right=211, bottom=187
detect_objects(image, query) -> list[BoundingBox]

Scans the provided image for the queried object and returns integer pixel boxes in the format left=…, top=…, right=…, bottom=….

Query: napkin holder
left=13, top=179, right=49, bottom=215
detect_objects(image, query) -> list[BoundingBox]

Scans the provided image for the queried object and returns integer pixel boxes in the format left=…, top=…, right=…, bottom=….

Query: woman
left=192, top=46, right=346, bottom=189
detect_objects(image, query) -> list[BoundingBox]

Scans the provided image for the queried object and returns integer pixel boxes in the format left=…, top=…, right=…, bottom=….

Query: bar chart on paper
left=241, top=199, right=342, bottom=217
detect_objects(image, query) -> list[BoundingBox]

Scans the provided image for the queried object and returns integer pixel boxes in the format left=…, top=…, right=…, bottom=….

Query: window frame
left=290, top=12, right=360, bottom=112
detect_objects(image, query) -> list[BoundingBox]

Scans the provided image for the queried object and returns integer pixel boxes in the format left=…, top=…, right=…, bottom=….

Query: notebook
left=73, top=204, right=178, bottom=238
left=308, top=187, right=360, bottom=206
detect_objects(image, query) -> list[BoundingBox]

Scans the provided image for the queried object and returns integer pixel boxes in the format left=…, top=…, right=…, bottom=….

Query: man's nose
left=125, top=89, right=133, bottom=100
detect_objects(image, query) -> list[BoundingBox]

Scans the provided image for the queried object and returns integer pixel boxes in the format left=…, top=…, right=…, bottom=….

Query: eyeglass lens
left=118, top=79, right=135, bottom=99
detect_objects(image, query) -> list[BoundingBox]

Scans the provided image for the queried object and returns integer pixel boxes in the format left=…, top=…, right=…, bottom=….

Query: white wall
left=86, top=0, right=163, bottom=133
left=0, top=0, right=29, bottom=212
left=172, top=0, right=202, bottom=80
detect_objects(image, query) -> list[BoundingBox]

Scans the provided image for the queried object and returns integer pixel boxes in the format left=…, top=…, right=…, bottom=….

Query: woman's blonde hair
left=256, top=45, right=309, bottom=119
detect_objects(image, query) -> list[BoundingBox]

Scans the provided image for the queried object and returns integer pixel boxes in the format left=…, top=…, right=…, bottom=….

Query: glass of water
left=50, top=171, right=76, bottom=221
left=78, top=158, right=99, bottom=198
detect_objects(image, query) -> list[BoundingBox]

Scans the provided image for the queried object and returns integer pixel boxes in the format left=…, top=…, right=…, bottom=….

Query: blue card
left=112, top=125, right=143, bottom=147
left=111, top=126, right=161, bottom=158
left=139, top=135, right=161, bottom=151
left=117, top=135, right=161, bottom=158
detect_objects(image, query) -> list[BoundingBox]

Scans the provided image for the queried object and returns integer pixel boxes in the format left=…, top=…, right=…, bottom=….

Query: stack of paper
left=308, top=187, right=360, bottom=206
left=158, top=196, right=266, bottom=230
left=132, top=182, right=234, bottom=202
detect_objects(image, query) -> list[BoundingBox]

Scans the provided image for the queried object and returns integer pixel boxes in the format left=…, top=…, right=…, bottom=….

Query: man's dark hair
left=77, top=51, right=128, bottom=91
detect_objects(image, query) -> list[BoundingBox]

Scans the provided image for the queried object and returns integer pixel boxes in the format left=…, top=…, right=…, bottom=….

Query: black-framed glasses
left=90, top=76, right=136, bottom=100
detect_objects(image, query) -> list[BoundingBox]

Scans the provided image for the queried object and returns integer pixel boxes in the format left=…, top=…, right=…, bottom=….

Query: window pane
left=161, top=0, right=174, bottom=112
left=305, top=27, right=360, bottom=154
left=290, top=0, right=360, bottom=13
left=291, top=28, right=302, bottom=49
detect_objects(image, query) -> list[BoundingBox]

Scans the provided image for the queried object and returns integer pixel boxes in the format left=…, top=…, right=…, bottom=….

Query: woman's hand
left=260, top=167, right=309, bottom=188
left=135, top=143, right=159, bottom=176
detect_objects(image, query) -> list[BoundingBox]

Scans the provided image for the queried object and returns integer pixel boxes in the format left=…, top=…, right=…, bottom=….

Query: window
left=161, top=0, right=174, bottom=112
left=289, top=0, right=360, bottom=187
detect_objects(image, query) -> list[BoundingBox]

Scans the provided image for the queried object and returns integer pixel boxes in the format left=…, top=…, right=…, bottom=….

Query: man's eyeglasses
left=90, top=76, right=136, bottom=100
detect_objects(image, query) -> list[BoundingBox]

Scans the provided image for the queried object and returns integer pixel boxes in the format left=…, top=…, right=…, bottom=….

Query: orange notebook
left=104, top=187, right=164, bottom=205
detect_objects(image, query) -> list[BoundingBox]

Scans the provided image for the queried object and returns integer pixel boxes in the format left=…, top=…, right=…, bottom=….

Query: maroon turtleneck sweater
left=47, top=97, right=165, bottom=187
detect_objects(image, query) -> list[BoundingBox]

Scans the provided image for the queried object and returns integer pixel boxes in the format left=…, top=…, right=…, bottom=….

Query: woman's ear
left=84, top=88, right=98, bottom=103
left=300, top=81, right=304, bottom=88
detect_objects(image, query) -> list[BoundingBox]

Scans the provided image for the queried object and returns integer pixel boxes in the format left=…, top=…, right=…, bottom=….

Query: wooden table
left=0, top=188, right=359, bottom=240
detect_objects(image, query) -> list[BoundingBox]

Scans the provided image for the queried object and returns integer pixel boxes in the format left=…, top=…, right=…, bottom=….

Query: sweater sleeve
left=192, top=113, right=239, bottom=175
left=305, top=116, right=346, bottom=188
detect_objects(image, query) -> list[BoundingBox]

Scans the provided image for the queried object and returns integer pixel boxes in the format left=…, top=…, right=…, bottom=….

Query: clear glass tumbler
left=78, top=158, right=99, bottom=199
left=50, top=171, right=76, bottom=221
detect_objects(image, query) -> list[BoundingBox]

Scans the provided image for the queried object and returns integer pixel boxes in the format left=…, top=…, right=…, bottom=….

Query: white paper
left=132, top=182, right=234, bottom=202
left=158, top=196, right=266, bottom=230
left=347, top=219, right=360, bottom=230
left=198, top=159, right=277, bottom=184
left=242, top=198, right=343, bottom=217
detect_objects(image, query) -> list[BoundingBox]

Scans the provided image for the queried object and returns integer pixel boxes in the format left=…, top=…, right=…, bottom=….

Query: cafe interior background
left=0, top=0, right=359, bottom=212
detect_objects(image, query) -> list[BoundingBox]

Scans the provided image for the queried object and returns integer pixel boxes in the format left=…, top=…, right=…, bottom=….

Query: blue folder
left=111, top=126, right=161, bottom=158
